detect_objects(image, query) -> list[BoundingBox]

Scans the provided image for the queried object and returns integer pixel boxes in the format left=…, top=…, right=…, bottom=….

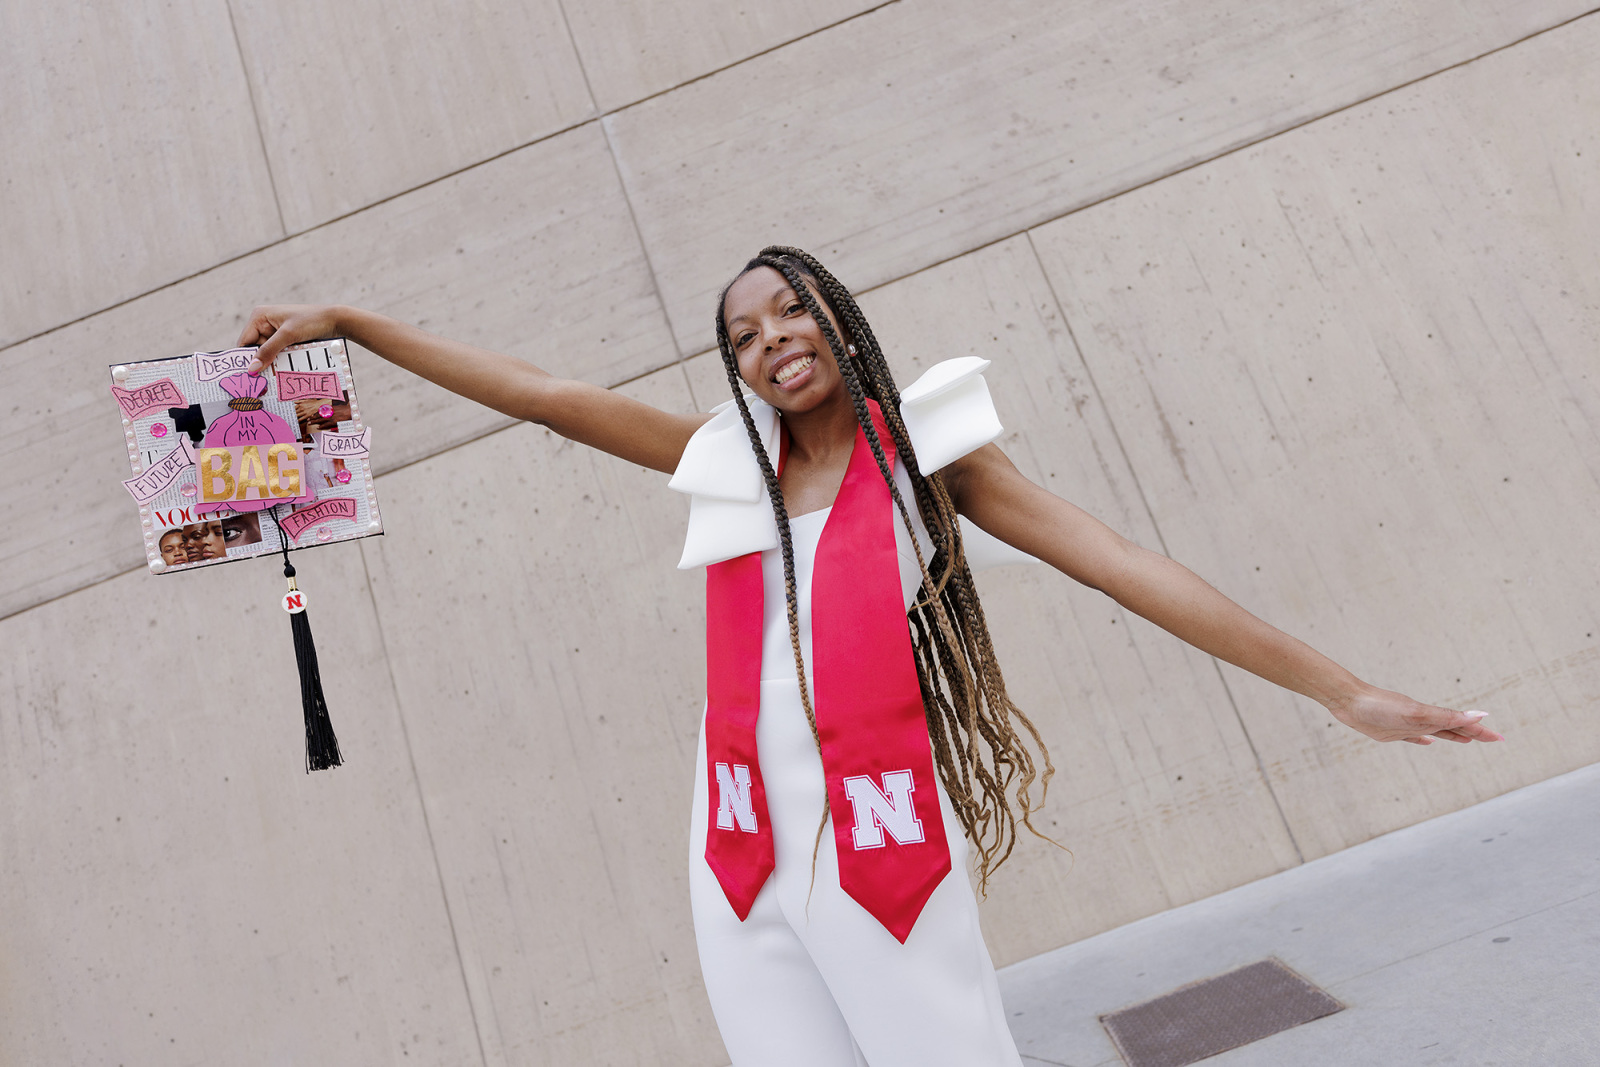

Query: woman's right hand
left=240, top=304, right=344, bottom=372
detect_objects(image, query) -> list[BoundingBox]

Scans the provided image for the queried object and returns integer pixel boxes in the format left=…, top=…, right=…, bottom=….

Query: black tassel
left=283, top=562, right=343, bottom=771
left=270, top=504, right=342, bottom=772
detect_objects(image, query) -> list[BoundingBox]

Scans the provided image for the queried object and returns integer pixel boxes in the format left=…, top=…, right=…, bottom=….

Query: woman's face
left=159, top=531, right=187, bottom=565
left=722, top=266, right=850, bottom=413
left=191, top=520, right=228, bottom=560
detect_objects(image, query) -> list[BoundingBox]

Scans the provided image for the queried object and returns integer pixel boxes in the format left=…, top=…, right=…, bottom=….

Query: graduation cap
left=111, top=340, right=382, bottom=771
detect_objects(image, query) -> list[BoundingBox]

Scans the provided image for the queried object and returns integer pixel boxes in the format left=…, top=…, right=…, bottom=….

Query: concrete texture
left=607, top=0, right=1599, bottom=354
left=565, top=0, right=882, bottom=112
left=1030, top=11, right=1600, bottom=861
left=999, top=761, right=1600, bottom=1066
left=229, top=0, right=594, bottom=232
left=3, top=1, right=1597, bottom=1063
left=0, top=537, right=481, bottom=1065
left=0, top=0, right=283, bottom=349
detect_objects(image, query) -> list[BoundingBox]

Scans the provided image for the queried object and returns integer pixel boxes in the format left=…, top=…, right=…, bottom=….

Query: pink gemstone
left=149, top=422, right=168, bottom=438
left=335, top=469, right=352, bottom=484
left=179, top=482, right=198, bottom=498
left=316, top=526, right=333, bottom=542
left=317, top=404, right=334, bottom=419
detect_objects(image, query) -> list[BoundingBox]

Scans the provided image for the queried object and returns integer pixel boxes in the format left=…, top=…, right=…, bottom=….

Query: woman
left=240, top=247, right=1500, bottom=1066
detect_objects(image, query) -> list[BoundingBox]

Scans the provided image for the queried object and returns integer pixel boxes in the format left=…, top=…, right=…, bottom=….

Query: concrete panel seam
left=676, top=361, right=703, bottom=412
left=1205, top=659, right=1306, bottom=866
left=0, top=117, right=600, bottom=355
left=1023, top=232, right=1172, bottom=560
left=224, top=0, right=288, bottom=238
left=16, top=3, right=1587, bottom=358
left=813, top=6, right=1600, bottom=341
left=602, top=116, right=682, bottom=362
left=551, top=0, right=601, bottom=116
left=3, top=2, right=902, bottom=357
left=1022, top=230, right=1307, bottom=866
left=680, top=5, right=1600, bottom=360
left=597, top=0, right=901, bottom=117
left=357, top=543, right=492, bottom=1067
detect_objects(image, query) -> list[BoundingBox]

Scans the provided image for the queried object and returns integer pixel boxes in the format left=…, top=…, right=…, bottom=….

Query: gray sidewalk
left=998, top=763, right=1600, bottom=1067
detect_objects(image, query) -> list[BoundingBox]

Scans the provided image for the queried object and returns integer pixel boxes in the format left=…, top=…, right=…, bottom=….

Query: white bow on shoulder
left=668, top=357, right=1037, bottom=572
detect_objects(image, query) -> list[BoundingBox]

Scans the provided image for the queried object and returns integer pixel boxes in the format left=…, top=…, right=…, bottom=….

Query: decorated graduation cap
left=111, top=339, right=382, bottom=771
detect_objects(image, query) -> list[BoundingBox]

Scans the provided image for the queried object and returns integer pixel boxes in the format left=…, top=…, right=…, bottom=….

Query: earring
left=846, top=344, right=858, bottom=357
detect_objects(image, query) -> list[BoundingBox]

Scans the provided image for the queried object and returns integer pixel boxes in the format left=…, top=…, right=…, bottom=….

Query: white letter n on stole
left=714, top=762, right=758, bottom=833
left=843, top=770, right=926, bottom=850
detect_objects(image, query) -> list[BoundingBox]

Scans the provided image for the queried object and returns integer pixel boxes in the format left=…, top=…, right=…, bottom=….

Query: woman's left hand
left=1329, top=687, right=1504, bottom=746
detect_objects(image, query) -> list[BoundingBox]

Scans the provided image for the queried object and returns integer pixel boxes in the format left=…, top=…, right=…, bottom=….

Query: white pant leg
left=771, top=779, right=1020, bottom=1067
left=691, top=682, right=1021, bottom=1067
left=690, top=707, right=867, bottom=1067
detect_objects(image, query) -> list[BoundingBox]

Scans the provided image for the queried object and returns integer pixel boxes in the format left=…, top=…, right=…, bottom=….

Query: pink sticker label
left=277, top=371, right=343, bottom=402
left=317, top=426, right=372, bottom=459
left=194, top=348, right=258, bottom=383
left=123, top=438, right=199, bottom=505
left=280, top=497, right=358, bottom=542
left=194, top=444, right=315, bottom=510
left=111, top=378, right=187, bottom=420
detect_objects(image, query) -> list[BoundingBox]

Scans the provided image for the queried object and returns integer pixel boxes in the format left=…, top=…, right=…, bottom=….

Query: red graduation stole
left=703, top=402, right=951, bottom=943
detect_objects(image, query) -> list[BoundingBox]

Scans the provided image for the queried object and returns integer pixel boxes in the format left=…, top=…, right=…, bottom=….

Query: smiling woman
left=238, top=244, right=1500, bottom=1067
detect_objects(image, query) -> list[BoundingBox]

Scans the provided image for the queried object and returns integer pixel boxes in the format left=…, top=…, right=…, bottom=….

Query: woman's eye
left=736, top=332, right=754, bottom=347
left=786, top=303, right=803, bottom=315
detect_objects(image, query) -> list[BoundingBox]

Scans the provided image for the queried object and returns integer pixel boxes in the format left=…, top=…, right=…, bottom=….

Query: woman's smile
left=771, top=351, right=816, bottom=387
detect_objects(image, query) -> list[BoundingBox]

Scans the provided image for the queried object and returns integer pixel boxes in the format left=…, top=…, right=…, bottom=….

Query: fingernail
left=1465, top=710, right=1488, bottom=721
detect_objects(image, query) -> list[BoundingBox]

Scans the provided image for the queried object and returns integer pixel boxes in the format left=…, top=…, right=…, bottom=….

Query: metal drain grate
left=1100, top=958, right=1342, bottom=1067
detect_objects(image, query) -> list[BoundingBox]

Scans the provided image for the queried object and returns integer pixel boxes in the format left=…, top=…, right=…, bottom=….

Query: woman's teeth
left=774, top=354, right=814, bottom=384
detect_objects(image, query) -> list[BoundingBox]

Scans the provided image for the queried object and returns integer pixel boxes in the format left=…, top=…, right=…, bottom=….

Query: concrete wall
left=3, top=1, right=1597, bottom=1062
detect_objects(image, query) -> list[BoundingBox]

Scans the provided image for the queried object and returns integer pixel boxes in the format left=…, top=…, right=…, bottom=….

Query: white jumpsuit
left=688, top=462, right=1023, bottom=1067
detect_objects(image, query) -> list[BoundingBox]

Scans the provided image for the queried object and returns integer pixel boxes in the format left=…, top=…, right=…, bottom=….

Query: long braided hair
left=714, top=245, right=1055, bottom=889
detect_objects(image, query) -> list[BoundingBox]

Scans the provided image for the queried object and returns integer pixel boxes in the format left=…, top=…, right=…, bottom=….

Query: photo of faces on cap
left=157, top=514, right=263, bottom=566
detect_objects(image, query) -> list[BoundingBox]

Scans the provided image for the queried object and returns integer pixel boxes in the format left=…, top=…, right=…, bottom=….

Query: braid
left=714, top=306, right=834, bottom=871
left=716, top=247, right=1058, bottom=890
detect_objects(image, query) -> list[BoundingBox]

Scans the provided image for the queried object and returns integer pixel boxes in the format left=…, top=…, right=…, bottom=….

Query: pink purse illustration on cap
left=195, top=372, right=313, bottom=515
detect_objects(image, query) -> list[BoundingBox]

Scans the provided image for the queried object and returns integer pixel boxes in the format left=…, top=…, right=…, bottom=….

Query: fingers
left=240, top=305, right=299, bottom=373
left=1354, top=691, right=1504, bottom=746
left=1428, top=729, right=1474, bottom=744
left=1455, top=720, right=1505, bottom=743
left=248, top=330, right=287, bottom=374
left=1413, top=709, right=1503, bottom=746
left=1447, top=709, right=1502, bottom=743
left=238, top=305, right=284, bottom=350
left=246, top=319, right=294, bottom=374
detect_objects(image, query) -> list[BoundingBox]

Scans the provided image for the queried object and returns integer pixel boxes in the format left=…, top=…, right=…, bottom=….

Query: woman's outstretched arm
left=946, top=443, right=1503, bottom=746
left=239, top=304, right=709, bottom=474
